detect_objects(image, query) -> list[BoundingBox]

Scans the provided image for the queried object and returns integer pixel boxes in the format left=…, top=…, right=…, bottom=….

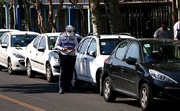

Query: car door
left=35, top=36, right=46, bottom=72
left=29, top=35, right=41, bottom=69
left=0, top=34, right=9, bottom=67
left=84, top=38, right=97, bottom=81
left=110, top=41, right=129, bottom=89
left=75, top=38, right=91, bottom=80
left=120, top=42, right=140, bottom=95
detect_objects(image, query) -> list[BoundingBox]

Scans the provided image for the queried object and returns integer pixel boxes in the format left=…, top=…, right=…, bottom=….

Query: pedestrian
left=54, top=25, right=78, bottom=94
left=173, top=19, right=180, bottom=40
left=153, top=20, right=173, bottom=39
left=142, top=20, right=155, bottom=38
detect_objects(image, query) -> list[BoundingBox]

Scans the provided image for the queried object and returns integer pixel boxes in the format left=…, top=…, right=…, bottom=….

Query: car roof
left=43, top=32, right=62, bottom=36
left=85, top=34, right=135, bottom=39
left=0, top=29, right=20, bottom=32
left=126, top=38, right=179, bottom=44
left=6, top=31, right=39, bottom=35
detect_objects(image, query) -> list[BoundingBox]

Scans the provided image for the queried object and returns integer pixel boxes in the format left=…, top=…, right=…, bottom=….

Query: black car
left=100, top=38, right=180, bottom=111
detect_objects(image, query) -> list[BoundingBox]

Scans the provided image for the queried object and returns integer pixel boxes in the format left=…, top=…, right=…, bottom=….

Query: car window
left=125, top=42, right=139, bottom=60
left=48, top=36, right=58, bottom=50
left=115, top=41, right=129, bottom=60
left=11, top=34, right=37, bottom=47
left=100, top=39, right=120, bottom=55
left=1, top=34, right=8, bottom=45
left=87, top=38, right=96, bottom=55
left=77, top=38, right=91, bottom=54
left=33, top=36, right=41, bottom=49
left=143, top=42, right=180, bottom=63
left=39, top=36, right=46, bottom=49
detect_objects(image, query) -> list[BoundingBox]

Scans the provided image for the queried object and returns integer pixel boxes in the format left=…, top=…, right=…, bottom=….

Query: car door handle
left=121, top=67, right=124, bottom=72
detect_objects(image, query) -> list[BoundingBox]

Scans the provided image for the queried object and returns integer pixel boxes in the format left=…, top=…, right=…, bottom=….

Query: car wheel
left=46, top=63, right=54, bottom=82
left=71, top=70, right=82, bottom=89
left=8, top=59, right=14, bottom=74
left=26, top=60, right=35, bottom=78
left=103, top=76, right=116, bottom=102
left=139, top=83, right=153, bottom=111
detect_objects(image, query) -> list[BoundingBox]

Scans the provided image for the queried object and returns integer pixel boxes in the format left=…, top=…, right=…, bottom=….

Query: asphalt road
left=0, top=69, right=178, bottom=111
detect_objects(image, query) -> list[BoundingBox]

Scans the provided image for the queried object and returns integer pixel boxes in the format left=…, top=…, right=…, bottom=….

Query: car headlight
left=53, top=56, right=60, bottom=63
left=149, top=69, right=177, bottom=83
left=12, top=52, right=24, bottom=58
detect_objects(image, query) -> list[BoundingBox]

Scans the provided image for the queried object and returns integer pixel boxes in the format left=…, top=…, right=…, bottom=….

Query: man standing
left=173, top=19, right=180, bottom=40
left=153, top=21, right=173, bottom=39
left=54, top=25, right=78, bottom=94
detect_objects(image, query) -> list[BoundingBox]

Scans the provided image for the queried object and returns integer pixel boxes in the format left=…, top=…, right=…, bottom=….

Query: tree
left=90, top=0, right=103, bottom=34
left=104, top=0, right=124, bottom=34
left=48, top=0, right=64, bottom=32
left=9, top=0, right=14, bottom=29
left=28, top=0, right=47, bottom=33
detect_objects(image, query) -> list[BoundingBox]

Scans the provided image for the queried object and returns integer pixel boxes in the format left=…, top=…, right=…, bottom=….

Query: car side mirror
left=38, top=47, right=45, bottom=52
left=1, top=44, right=7, bottom=48
left=89, top=50, right=96, bottom=57
left=126, top=57, right=137, bottom=65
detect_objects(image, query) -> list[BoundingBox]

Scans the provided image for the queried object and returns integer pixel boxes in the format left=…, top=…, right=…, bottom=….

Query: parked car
left=24, top=33, right=61, bottom=82
left=24, top=32, right=82, bottom=82
left=73, top=33, right=135, bottom=89
left=0, top=31, right=39, bottom=74
left=101, top=38, right=180, bottom=111
left=0, top=29, right=20, bottom=37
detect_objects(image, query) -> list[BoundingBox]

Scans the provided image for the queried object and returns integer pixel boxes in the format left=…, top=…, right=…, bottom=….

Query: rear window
left=100, top=39, right=120, bottom=55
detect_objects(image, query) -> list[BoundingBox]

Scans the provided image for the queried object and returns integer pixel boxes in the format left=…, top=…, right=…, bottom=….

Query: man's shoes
left=59, top=89, right=64, bottom=94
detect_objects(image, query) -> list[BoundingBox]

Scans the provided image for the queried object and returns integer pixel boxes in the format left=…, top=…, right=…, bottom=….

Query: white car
left=0, top=29, right=20, bottom=37
left=24, top=32, right=82, bottom=82
left=73, top=33, right=135, bottom=90
left=25, top=33, right=62, bottom=82
left=0, top=31, right=39, bottom=74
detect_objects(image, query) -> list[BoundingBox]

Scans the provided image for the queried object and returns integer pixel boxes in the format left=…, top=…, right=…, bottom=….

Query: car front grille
left=165, top=84, right=180, bottom=99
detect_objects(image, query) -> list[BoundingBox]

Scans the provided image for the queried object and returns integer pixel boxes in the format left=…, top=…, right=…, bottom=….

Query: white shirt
left=173, top=21, right=180, bottom=40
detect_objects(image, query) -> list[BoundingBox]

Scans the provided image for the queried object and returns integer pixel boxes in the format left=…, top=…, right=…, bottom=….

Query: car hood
left=50, top=50, right=60, bottom=59
left=11, top=47, right=26, bottom=56
left=145, top=63, right=180, bottom=82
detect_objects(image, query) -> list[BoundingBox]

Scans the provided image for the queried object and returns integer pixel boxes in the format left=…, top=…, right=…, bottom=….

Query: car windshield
left=143, top=42, right=180, bottom=63
left=11, top=34, right=37, bottom=47
left=100, top=39, right=120, bottom=55
left=48, top=36, right=58, bottom=50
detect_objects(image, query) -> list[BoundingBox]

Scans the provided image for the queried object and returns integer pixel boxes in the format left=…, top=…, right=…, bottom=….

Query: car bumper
left=11, top=58, right=26, bottom=71
left=52, top=65, right=60, bottom=76
left=151, top=81, right=180, bottom=102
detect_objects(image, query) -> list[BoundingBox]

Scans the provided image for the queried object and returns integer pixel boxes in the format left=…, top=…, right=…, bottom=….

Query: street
left=0, top=69, right=178, bottom=111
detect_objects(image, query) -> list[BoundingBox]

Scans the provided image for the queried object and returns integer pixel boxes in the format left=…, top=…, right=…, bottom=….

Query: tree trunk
left=104, top=0, right=124, bottom=34
left=90, top=0, right=103, bottom=34
left=9, top=0, right=14, bottom=29
left=22, top=0, right=32, bottom=31
left=48, top=0, right=64, bottom=33
left=29, top=0, right=47, bottom=33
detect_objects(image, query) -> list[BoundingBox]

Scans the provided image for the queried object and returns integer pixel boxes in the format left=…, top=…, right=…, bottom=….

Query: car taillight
left=104, top=58, right=108, bottom=63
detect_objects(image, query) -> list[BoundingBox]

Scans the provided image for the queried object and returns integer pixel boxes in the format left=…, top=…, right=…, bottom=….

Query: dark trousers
left=59, top=55, right=76, bottom=90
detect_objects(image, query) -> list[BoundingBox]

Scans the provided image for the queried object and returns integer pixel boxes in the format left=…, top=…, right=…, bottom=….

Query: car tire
left=46, top=63, right=54, bottom=82
left=139, top=83, right=153, bottom=111
left=71, top=71, right=82, bottom=89
left=103, top=76, right=116, bottom=102
left=26, top=60, right=35, bottom=78
left=8, top=59, right=14, bottom=74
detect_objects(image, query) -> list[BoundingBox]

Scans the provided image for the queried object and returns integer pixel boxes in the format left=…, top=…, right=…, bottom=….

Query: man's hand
left=68, top=49, right=75, bottom=54
left=62, top=47, right=68, bottom=52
